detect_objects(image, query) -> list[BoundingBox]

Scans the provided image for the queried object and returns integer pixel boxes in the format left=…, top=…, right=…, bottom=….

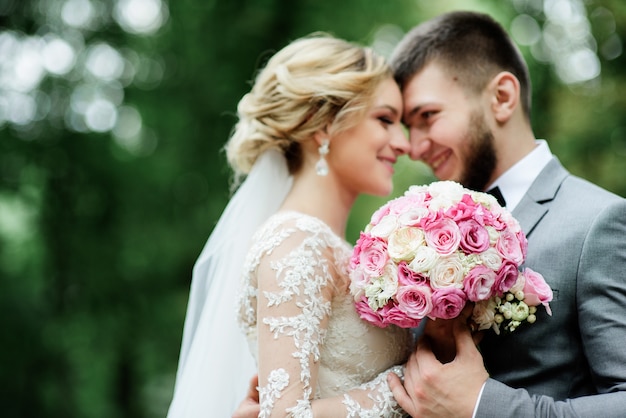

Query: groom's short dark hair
left=391, top=10, right=532, bottom=119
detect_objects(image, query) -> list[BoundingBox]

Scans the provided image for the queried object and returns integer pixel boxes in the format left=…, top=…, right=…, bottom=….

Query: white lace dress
left=238, top=211, right=412, bottom=417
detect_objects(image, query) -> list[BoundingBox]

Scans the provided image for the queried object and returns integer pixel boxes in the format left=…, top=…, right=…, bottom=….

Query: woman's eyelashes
left=377, top=112, right=400, bottom=127
left=379, top=116, right=394, bottom=125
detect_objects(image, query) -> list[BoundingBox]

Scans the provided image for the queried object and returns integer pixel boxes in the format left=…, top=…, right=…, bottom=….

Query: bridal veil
left=168, top=150, right=293, bottom=417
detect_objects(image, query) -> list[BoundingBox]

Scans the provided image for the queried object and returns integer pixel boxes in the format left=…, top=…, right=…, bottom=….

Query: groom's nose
left=408, top=128, right=431, bottom=161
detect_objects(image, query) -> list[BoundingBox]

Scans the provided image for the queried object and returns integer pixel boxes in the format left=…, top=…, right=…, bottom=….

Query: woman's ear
left=313, top=125, right=331, bottom=147
left=489, top=71, right=520, bottom=123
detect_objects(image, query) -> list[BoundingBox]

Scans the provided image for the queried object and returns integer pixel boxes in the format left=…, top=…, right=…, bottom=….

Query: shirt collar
left=487, top=140, right=553, bottom=211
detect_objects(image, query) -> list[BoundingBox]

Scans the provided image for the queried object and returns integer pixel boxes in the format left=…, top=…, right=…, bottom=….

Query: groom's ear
left=489, top=71, right=520, bottom=124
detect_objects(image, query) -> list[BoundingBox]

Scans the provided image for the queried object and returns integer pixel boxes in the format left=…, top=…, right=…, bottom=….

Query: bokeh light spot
left=114, top=0, right=167, bottom=35
left=85, top=43, right=125, bottom=81
left=85, top=98, right=118, bottom=132
left=113, top=105, right=142, bottom=140
left=511, top=14, right=542, bottom=46
left=61, top=0, right=96, bottom=29
left=601, top=33, right=622, bottom=61
left=6, top=92, right=37, bottom=125
left=42, top=36, right=77, bottom=75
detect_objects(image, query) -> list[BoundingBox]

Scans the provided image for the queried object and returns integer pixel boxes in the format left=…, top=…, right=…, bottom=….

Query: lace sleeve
left=255, top=223, right=406, bottom=418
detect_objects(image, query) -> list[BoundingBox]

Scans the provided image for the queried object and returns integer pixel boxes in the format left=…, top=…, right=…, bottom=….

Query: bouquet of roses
left=349, top=181, right=553, bottom=335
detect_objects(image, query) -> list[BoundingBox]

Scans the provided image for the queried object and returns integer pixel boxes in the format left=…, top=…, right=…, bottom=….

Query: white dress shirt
left=486, top=140, right=554, bottom=211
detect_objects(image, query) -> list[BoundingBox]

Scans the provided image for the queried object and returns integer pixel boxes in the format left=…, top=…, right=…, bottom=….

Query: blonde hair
left=225, top=33, right=392, bottom=186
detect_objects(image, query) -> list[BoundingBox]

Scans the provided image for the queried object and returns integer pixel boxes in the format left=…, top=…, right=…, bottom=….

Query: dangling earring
left=315, top=139, right=329, bottom=176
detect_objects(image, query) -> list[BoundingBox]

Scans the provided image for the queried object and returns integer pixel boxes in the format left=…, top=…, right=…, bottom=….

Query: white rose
left=428, top=196, right=455, bottom=211
left=485, top=226, right=500, bottom=245
left=369, top=214, right=398, bottom=238
left=472, top=299, right=497, bottom=331
left=364, top=264, right=398, bottom=309
left=479, top=247, right=503, bottom=271
left=405, top=184, right=429, bottom=196
left=429, top=253, right=466, bottom=289
left=388, top=227, right=425, bottom=262
left=409, top=245, right=440, bottom=274
left=427, top=181, right=465, bottom=210
left=381, top=262, right=399, bottom=295
left=471, top=191, right=496, bottom=208
left=397, top=207, right=429, bottom=227
left=429, top=180, right=464, bottom=196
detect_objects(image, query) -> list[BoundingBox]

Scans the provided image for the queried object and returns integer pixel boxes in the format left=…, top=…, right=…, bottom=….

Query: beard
left=458, top=111, right=497, bottom=192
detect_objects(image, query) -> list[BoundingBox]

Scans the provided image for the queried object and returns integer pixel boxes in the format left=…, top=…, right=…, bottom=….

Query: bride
left=168, top=34, right=413, bottom=417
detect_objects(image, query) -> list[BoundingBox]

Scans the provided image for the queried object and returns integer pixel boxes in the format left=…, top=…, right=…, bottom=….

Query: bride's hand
left=232, top=375, right=260, bottom=418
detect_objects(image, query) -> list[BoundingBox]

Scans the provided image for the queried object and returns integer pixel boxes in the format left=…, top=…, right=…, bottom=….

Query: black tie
left=486, top=186, right=507, bottom=207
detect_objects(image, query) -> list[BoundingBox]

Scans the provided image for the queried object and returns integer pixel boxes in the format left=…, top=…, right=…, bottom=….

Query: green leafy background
left=1, top=0, right=624, bottom=416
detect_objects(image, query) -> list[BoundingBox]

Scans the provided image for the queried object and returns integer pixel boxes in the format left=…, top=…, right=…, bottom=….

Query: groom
left=233, top=10, right=626, bottom=417
left=386, top=10, right=626, bottom=417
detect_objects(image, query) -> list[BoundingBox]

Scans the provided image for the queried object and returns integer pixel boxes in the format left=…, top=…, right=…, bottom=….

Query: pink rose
left=348, top=267, right=370, bottom=299
left=429, top=287, right=467, bottom=320
left=396, top=196, right=431, bottom=226
left=454, top=194, right=497, bottom=226
left=458, top=219, right=490, bottom=254
left=521, top=267, right=553, bottom=315
left=396, top=284, right=433, bottom=320
left=352, top=233, right=388, bottom=275
left=355, top=297, right=387, bottom=328
left=370, top=204, right=391, bottom=226
left=397, top=261, right=428, bottom=286
left=496, top=229, right=525, bottom=265
left=463, top=265, right=496, bottom=302
left=478, top=208, right=499, bottom=228
left=351, top=232, right=368, bottom=269
left=481, top=213, right=505, bottom=232
left=384, top=303, right=423, bottom=328
left=516, top=230, right=528, bottom=259
left=418, top=208, right=443, bottom=228
left=445, top=194, right=479, bottom=221
left=423, top=218, right=461, bottom=256
left=498, top=210, right=523, bottom=234
left=388, top=194, right=427, bottom=216
left=495, top=261, right=520, bottom=295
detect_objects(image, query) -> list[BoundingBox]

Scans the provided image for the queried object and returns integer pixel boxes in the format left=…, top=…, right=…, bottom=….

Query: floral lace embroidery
left=342, top=366, right=405, bottom=418
left=259, top=369, right=290, bottom=418
left=263, top=217, right=333, bottom=416
left=238, top=212, right=410, bottom=417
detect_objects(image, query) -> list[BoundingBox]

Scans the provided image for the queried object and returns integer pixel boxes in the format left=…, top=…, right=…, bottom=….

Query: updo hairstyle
left=225, top=33, right=392, bottom=186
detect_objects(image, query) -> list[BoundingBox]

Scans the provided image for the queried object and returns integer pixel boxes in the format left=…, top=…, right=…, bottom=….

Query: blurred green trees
left=0, top=0, right=624, bottom=416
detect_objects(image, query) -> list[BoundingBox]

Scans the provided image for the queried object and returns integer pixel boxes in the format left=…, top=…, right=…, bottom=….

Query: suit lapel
left=512, top=158, right=569, bottom=237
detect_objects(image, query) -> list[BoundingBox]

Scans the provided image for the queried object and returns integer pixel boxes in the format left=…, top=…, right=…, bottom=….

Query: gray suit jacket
left=475, top=158, right=626, bottom=417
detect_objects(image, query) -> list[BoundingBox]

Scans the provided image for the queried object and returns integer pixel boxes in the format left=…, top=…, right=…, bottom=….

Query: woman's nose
left=390, top=129, right=410, bottom=156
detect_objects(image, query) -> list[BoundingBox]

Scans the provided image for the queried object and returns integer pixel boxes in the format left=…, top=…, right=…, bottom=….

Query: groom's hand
left=232, top=374, right=260, bottom=418
left=423, top=304, right=484, bottom=363
left=388, top=317, right=488, bottom=418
